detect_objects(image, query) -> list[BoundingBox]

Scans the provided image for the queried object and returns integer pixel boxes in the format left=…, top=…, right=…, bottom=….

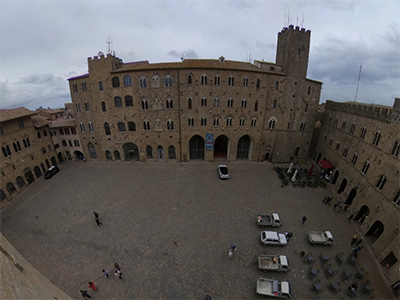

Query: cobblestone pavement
left=0, top=160, right=395, bottom=300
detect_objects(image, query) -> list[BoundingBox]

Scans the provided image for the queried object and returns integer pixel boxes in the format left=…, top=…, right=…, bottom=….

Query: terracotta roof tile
left=31, top=115, right=50, bottom=128
left=0, top=107, right=36, bottom=123
left=49, top=118, right=76, bottom=127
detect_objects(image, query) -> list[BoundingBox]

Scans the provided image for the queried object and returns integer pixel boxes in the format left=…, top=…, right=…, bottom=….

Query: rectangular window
left=82, top=82, right=87, bottom=91
left=201, top=117, right=206, bottom=126
left=72, top=83, right=78, bottom=93
left=101, top=101, right=106, bottom=112
left=213, top=118, right=219, bottom=126
left=226, top=118, right=232, bottom=127
left=85, top=101, right=90, bottom=111
left=251, top=119, right=256, bottom=127
left=99, top=81, right=103, bottom=91
left=59, top=128, right=64, bottom=135
left=351, top=154, right=358, bottom=165
left=350, top=124, right=355, bottom=134
left=71, top=128, right=77, bottom=134
left=50, top=130, right=56, bottom=136
left=239, top=119, right=244, bottom=127
left=214, top=75, right=220, bottom=85
left=228, top=76, right=234, bottom=86
left=188, top=118, right=194, bottom=126
left=18, top=120, right=24, bottom=128
left=214, top=98, right=219, bottom=107
left=76, top=102, right=81, bottom=112
left=256, top=78, right=261, bottom=89
left=80, top=122, right=85, bottom=133
left=68, top=140, right=73, bottom=147
left=64, top=128, right=70, bottom=135
left=88, top=122, right=94, bottom=132
left=227, top=98, right=233, bottom=107
left=243, top=77, right=248, bottom=87
left=201, top=98, right=207, bottom=107
left=74, top=140, right=80, bottom=146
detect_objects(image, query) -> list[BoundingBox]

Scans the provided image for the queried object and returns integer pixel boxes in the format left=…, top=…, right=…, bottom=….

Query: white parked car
left=218, top=165, right=230, bottom=179
left=261, top=231, right=287, bottom=246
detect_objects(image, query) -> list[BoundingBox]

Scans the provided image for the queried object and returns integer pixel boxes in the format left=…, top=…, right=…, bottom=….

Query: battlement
left=325, top=99, right=400, bottom=123
left=88, top=53, right=123, bottom=72
left=279, top=25, right=311, bottom=36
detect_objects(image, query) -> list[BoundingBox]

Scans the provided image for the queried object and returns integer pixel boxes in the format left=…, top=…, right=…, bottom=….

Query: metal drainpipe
left=178, top=70, right=182, bottom=162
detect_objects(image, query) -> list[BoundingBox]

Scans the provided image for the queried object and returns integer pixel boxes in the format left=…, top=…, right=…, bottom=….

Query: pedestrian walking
left=352, top=245, right=363, bottom=255
left=102, top=269, right=109, bottom=278
left=350, top=236, right=358, bottom=246
left=114, top=262, right=120, bottom=270
left=343, top=204, right=349, bottom=211
left=348, top=283, right=358, bottom=293
left=356, top=238, right=363, bottom=247
left=302, top=216, right=307, bottom=224
left=88, top=281, right=97, bottom=291
left=322, top=196, right=328, bottom=204
left=285, top=232, right=293, bottom=241
left=115, top=269, right=122, bottom=279
left=230, top=243, right=236, bottom=251
left=80, top=290, right=91, bottom=299
left=228, top=249, right=234, bottom=258
left=348, top=214, right=354, bottom=221
left=326, top=196, right=333, bottom=205
left=94, top=211, right=102, bottom=226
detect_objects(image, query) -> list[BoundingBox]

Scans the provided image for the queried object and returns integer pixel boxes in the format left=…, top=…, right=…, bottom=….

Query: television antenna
left=354, top=63, right=362, bottom=102
left=106, top=36, right=113, bottom=55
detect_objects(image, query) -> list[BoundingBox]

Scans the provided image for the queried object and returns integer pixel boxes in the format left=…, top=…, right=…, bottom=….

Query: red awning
left=318, top=160, right=334, bottom=169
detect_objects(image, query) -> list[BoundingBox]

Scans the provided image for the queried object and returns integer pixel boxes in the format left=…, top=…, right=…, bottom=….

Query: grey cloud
left=256, top=40, right=275, bottom=51
left=168, top=49, right=199, bottom=59
left=239, top=41, right=249, bottom=48
left=17, top=73, right=65, bottom=85
left=119, top=51, right=136, bottom=62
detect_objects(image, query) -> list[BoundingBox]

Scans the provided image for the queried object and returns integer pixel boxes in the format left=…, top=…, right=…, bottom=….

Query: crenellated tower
left=275, top=25, right=311, bottom=78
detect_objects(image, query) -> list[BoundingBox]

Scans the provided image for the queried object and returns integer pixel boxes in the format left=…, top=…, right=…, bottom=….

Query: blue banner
left=206, top=133, right=214, bottom=150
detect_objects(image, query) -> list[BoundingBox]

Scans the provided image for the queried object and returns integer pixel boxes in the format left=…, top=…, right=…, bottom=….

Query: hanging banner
left=206, top=133, right=214, bottom=150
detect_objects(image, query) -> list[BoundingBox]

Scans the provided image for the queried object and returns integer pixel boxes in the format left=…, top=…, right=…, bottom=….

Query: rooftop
left=0, top=107, right=36, bottom=123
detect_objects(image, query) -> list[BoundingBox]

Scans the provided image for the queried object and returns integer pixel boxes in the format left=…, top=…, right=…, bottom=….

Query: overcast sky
left=1, top=0, right=399, bottom=110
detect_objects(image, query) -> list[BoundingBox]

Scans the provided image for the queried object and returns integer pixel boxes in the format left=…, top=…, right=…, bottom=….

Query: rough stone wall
left=310, top=99, right=400, bottom=286
left=0, top=116, right=58, bottom=207
left=0, top=234, right=72, bottom=299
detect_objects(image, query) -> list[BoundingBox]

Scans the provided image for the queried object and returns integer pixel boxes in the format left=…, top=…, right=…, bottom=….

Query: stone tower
left=275, top=25, right=311, bottom=78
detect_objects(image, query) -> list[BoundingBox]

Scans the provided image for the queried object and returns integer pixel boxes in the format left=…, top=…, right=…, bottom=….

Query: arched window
left=88, top=142, right=97, bottom=159
left=143, top=121, right=150, bottom=130
left=392, top=141, right=400, bottom=157
left=6, top=182, right=16, bottom=194
left=214, top=98, right=219, bottom=107
left=114, top=150, right=121, bottom=160
left=167, top=121, right=174, bottom=130
left=43, top=130, right=47, bottom=137
left=114, top=96, right=122, bottom=107
left=105, top=150, right=112, bottom=160
left=104, top=123, right=111, bottom=135
left=37, top=132, right=41, bottom=139
left=125, top=95, right=133, bottom=107
left=373, top=131, right=381, bottom=146
left=128, top=122, right=136, bottom=131
left=201, top=97, right=207, bottom=107
left=254, top=100, right=258, bottom=112
left=305, top=102, right=308, bottom=112
left=139, top=77, right=147, bottom=88
left=351, top=153, right=358, bottom=165
left=239, top=118, right=245, bottom=127
left=141, top=100, right=148, bottom=110
left=273, top=99, right=277, bottom=109
left=118, top=122, right=126, bottom=132
left=307, top=86, right=311, bottom=94
left=165, top=76, right=173, bottom=87
left=16, top=176, right=25, bottom=188
left=201, top=74, right=207, bottom=85
left=228, top=76, right=234, bottom=86
left=350, top=123, right=356, bottom=134
left=123, top=75, right=131, bottom=86
left=251, top=118, right=257, bottom=127
left=166, top=99, right=173, bottom=109
left=329, top=138, right=333, bottom=147
left=360, top=127, right=367, bottom=139
left=112, top=76, right=120, bottom=87
left=294, top=147, right=300, bottom=156
left=168, top=146, right=176, bottom=159
left=188, top=98, right=192, bottom=109
left=227, top=98, right=233, bottom=108
left=241, top=99, right=247, bottom=108
left=146, top=145, right=153, bottom=159
left=393, top=190, right=400, bottom=205
left=151, top=75, right=160, bottom=88
left=376, top=175, right=386, bottom=190
left=187, top=75, right=192, bottom=84
left=268, top=117, right=276, bottom=129
left=361, top=161, right=370, bottom=174
left=275, top=81, right=279, bottom=90
left=0, top=189, right=7, bottom=202
left=226, top=118, right=232, bottom=127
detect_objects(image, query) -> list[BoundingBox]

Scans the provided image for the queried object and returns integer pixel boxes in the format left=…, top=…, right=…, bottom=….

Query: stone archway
left=51, top=156, right=57, bottom=166
left=345, top=188, right=357, bottom=205
left=214, top=135, right=228, bottom=159
left=337, top=178, right=347, bottom=194
left=354, top=205, right=369, bottom=222
left=189, top=135, right=205, bottom=160
left=24, top=167, right=35, bottom=184
left=88, top=142, right=97, bottom=159
left=331, top=170, right=339, bottom=184
left=366, top=221, right=384, bottom=244
left=34, top=166, right=42, bottom=178
left=74, top=150, right=84, bottom=159
left=237, top=135, right=251, bottom=159
left=123, top=143, right=140, bottom=161
left=57, top=152, right=64, bottom=162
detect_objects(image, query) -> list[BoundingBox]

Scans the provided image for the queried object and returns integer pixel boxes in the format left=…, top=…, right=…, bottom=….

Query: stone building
left=310, top=98, right=400, bottom=288
left=0, top=108, right=59, bottom=208
left=67, top=25, right=322, bottom=163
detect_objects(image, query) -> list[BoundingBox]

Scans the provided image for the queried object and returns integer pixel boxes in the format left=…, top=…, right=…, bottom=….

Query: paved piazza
left=1, top=160, right=395, bottom=299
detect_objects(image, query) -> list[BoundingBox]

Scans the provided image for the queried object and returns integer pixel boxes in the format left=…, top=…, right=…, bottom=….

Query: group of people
left=351, top=235, right=364, bottom=255
left=228, top=243, right=236, bottom=258
left=80, top=262, right=123, bottom=298
left=323, top=196, right=349, bottom=212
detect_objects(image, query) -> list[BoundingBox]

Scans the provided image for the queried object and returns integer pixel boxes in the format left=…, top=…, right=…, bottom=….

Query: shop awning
left=318, top=160, right=334, bottom=169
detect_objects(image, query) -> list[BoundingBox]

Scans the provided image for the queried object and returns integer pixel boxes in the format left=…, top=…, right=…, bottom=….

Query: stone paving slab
left=0, top=160, right=395, bottom=299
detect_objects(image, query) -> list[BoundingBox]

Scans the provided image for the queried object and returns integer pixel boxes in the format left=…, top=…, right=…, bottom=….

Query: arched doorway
left=24, top=168, right=35, bottom=184
left=214, top=135, right=228, bottom=158
left=123, top=143, right=140, bottom=161
left=74, top=150, right=84, bottom=159
left=189, top=135, right=204, bottom=160
left=294, top=147, right=300, bottom=157
left=45, top=159, right=50, bottom=169
left=354, top=205, right=369, bottom=222
left=34, top=166, right=42, bottom=178
left=337, top=178, right=347, bottom=194
left=157, top=146, right=165, bottom=159
left=345, top=188, right=357, bottom=205
left=57, top=152, right=64, bottom=163
left=51, top=156, right=57, bottom=166
left=41, top=163, right=46, bottom=173
left=366, top=221, right=384, bottom=244
left=237, top=135, right=251, bottom=159
left=114, top=150, right=121, bottom=160
left=168, top=146, right=176, bottom=159
left=331, top=170, right=339, bottom=184
left=88, top=142, right=97, bottom=159
left=6, top=182, right=16, bottom=195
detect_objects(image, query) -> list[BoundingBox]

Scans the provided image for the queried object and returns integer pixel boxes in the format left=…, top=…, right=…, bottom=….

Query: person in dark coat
left=80, top=290, right=91, bottom=299
left=350, top=236, right=358, bottom=246
left=302, top=216, right=307, bottom=224
left=356, top=238, right=363, bottom=247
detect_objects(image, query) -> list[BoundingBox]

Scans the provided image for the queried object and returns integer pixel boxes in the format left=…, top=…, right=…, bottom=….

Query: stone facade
left=310, top=98, right=400, bottom=287
left=0, top=108, right=59, bottom=208
left=68, top=25, right=322, bottom=163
